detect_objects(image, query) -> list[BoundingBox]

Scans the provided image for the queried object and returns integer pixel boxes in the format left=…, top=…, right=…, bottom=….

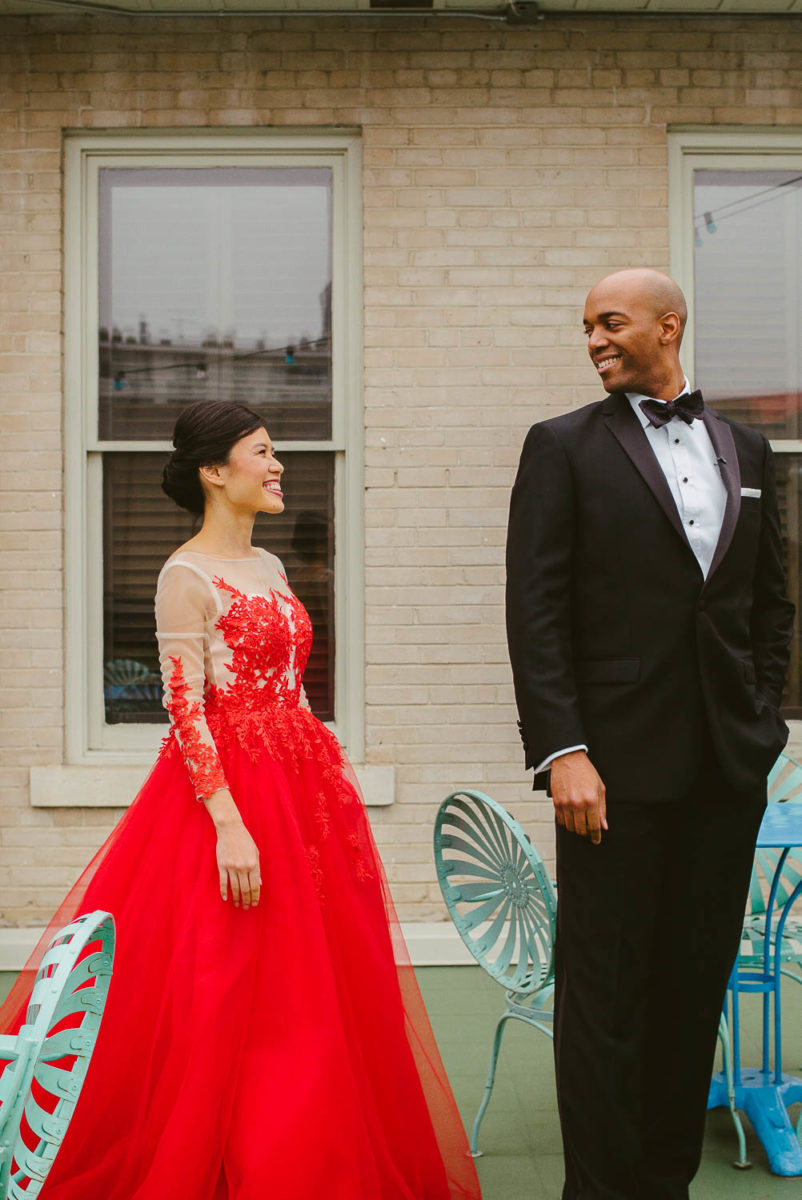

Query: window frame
left=669, top=127, right=802, bottom=753
left=64, top=130, right=364, bottom=768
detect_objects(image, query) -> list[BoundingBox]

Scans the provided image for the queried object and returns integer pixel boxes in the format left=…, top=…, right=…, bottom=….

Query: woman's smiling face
left=205, top=427, right=285, bottom=515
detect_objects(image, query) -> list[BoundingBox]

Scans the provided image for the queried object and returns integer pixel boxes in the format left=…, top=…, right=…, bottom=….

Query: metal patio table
left=708, top=802, right=802, bottom=1176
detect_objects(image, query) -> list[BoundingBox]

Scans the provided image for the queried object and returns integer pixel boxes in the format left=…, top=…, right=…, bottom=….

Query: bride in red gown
left=0, top=401, right=482, bottom=1200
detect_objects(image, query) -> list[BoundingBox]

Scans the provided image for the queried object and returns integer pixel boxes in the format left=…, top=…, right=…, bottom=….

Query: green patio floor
left=418, top=966, right=802, bottom=1200
left=1, top=965, right=799, bottom=1198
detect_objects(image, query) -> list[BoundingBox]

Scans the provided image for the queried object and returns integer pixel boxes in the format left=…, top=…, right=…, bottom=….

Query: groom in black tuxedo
left=506, top=269, right=794, bottom=1200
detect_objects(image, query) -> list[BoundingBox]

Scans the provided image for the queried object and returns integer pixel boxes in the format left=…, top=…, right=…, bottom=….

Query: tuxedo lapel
left=601, top=392, right=695, bottom=555
left=703, top=409, right=740, bottom=581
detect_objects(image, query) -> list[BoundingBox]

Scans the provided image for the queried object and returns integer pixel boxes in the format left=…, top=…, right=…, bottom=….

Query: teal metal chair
left=434, top=790, right=556, bottom=1155
left=0, top=911, right=115, bottom=1198
left=435, top=790, right=747, bottom=1161
left=742, top=752, right=802, bottom=987
left=710, top=751, right=802, bottom=1169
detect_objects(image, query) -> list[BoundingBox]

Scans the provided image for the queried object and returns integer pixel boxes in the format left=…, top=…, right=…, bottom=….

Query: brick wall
left=2, top=12, right=802, bottom=924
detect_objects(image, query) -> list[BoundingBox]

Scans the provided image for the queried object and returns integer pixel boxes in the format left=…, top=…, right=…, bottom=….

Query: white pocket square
left=740, top=488, right=761, bottom=498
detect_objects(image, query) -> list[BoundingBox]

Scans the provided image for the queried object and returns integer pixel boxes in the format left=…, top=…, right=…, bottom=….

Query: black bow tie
left=639, top=390, right=704, bottom=429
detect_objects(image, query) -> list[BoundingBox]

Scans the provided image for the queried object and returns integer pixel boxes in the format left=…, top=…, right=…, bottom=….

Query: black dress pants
left=554, top=761, right=766, bottom=1200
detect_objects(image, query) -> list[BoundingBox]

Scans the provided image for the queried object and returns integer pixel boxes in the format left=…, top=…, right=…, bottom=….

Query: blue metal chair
left=742, top=753, right=802, bottom=989
left=0, top=911, right=115, bottom=1198
left=710, top=751, right=802, bottom=1171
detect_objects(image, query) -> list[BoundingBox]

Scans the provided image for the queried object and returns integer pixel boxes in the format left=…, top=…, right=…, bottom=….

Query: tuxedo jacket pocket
left=577, top=658, right=640, bottom=684
left=740, top=487, right=762, bottom=498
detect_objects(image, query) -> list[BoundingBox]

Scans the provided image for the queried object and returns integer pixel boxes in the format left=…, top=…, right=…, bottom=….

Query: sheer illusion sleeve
left=155, top=562, right=228, bottom=801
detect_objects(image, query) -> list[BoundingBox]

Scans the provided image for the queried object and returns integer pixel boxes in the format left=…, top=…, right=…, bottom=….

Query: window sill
left=30, top=762, right=395, bottom=808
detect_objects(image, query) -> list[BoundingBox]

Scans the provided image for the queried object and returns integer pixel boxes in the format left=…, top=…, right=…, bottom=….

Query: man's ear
left=658, top=311, right=682, bottom=346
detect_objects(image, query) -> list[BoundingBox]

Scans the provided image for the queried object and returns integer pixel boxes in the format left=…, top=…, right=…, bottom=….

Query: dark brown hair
left=161, top=400, right=265, bottom=516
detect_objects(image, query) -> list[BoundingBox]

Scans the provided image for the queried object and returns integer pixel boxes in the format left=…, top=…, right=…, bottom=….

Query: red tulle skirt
left=0, top=711, right=481, bottom=1200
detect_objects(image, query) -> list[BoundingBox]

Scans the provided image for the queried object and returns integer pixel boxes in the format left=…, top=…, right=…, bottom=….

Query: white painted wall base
left=0, top=928, right=48, bottom=972
left=29, top=762, right=395, bottom=808
left=0, top=921, right=475, bottom=972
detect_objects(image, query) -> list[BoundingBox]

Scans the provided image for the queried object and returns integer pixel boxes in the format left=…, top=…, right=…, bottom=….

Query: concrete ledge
left=30, top=763, right=395, bottom=808
left=0, top=920, right=471, bottom=971
left=0, top=927, right=47, bottom=971
left=30, top=765, right=151, bottom=808
left=402, top=922, right=477, bottom=966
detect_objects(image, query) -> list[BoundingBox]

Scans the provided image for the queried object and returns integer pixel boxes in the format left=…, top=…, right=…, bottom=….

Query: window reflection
left=694, top=168, right=802, bottom=711
left=98, top=168, right=332, bottom=442
left=694, top=169, right=802, bottom=437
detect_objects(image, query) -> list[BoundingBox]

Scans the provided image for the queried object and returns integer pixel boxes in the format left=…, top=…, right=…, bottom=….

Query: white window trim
left=63, top=129, right=366, bottom=778
left=669, top=126, right=802, bottom=758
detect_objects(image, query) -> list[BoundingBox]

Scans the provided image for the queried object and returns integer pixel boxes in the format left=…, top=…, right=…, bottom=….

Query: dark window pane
left=693, top=168, right=802, bottom=436
left=98, top=168, right=332, bottom=441
left=102, top=451, right=335, bottom=725
left=775, top=453, right=802, bottom=715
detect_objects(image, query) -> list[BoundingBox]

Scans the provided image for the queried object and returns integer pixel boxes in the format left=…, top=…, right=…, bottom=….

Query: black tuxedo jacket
left=506, top=392, right=795, bottom=800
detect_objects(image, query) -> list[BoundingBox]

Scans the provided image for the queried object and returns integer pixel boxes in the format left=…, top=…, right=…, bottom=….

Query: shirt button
left=674, top=438, right=680, bottom=444
left=682, top=476, right=688, bottom=483
left=689, top=519, right=695, bottom=526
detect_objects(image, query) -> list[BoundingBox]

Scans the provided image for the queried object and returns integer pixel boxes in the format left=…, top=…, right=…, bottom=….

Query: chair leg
left=718, top=1012, right=750, bottom=1169
left=469, top=1013, right=512, bottom=1158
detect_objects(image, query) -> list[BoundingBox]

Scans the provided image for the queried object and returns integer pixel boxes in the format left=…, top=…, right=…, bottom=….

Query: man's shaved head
left=587, top=269, right=687, bottom=332
left=583, top=269, right=689, bottom=399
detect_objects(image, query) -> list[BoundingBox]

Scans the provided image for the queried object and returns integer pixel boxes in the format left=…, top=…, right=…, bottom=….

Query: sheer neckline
left=172, top=549, right=264, bottom=563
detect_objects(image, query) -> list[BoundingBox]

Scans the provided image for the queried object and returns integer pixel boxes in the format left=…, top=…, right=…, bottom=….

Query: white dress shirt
left=626, top=377, right=727, bottom=579
left=534, top=376, right=728, bottom=775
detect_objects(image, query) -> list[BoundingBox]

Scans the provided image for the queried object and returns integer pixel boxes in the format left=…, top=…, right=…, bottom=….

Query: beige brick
left=2, top=10, right=802, bottom=924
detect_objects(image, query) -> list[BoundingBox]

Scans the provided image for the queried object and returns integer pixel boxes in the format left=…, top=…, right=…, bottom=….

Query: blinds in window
left=102, top=451, right=335, bottom=725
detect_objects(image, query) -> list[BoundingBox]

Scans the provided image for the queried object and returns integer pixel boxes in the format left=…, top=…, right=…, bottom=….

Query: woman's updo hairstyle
left=162, top=400, right=265, bottom=516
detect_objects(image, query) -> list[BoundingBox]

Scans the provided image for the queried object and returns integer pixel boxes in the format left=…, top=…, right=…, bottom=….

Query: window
left=64, top=133, right=363, bottom=765
left=670, top=131, right=802, bottom=718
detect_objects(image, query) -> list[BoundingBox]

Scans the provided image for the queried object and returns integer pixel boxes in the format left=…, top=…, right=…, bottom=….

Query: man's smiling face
left=583, top=292, right=662, bottom=394
left=582, top=270, right=686, bottom=398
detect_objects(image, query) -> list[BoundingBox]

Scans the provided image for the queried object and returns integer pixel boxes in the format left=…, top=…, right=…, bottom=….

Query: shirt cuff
left=534, top=745, right=588, bottom=774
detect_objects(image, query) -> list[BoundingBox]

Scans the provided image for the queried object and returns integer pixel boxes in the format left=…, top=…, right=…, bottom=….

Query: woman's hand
left=204, top=788, right=261, bottom=908
left=216, top=820, right=261, bottom=909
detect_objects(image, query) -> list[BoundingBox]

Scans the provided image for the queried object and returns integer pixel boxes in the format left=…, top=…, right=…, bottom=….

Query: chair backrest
left=0, top=911, right=115, bottom=1199
left=747, top=752, right=802, bottom=919
left=434, top=790, right=556, bottom=996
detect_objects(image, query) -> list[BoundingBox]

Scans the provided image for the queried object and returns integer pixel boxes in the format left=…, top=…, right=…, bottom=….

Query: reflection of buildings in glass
left=705, top=392, right=802, bottom=442
left=98, top=324, right=332, bottom=441
left=287, top=510, right=334, bottom=721
left=319, top=280, right=331, bottom=340
left=694, top=173, right=802, bottom=440
left=694, top=170, right=802, bottom=712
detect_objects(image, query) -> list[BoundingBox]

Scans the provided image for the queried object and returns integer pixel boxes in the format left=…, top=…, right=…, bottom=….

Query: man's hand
left=550, top=750, right=608, bottom=845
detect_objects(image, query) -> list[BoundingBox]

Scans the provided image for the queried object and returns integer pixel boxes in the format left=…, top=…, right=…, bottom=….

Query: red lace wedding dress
left=0, top=549, right=481, bottom=1200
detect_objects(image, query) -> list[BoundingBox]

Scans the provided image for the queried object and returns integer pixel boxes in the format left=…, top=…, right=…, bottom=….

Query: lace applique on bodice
left=212, top=579, right=312, bottom=710
left=154, top=547, right=371, bottom=892
left=155, top=549, right=320, bottom=800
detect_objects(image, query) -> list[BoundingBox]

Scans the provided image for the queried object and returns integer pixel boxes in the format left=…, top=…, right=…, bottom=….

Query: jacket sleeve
left=751, top=437, right=795, bottom=710
left=155, top=563, right=229, bottom=801
left=506, top=421, right=587, bottom=771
